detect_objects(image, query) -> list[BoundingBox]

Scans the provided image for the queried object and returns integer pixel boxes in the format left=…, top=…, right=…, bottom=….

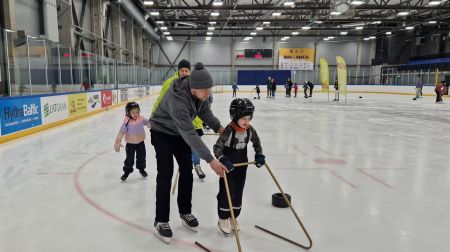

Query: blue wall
left=237, top=70, right=291, bottom=85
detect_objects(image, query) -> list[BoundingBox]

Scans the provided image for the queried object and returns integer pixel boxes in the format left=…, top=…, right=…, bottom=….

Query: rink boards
left=0, top=86, right=156, bottom=142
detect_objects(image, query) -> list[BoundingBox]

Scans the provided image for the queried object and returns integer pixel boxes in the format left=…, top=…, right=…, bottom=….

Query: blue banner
left=237, top=70, right=292, bottom=85
left=0, top=97, right=42, bottom=135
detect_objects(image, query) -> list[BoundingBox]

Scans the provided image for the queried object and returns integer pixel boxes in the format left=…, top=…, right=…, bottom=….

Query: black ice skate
left=139, top=169, right=148, bottom=178
left=154, top=222, right=172, bottom=244
left=121, top=172, right=130, bottom=181
left=194, top=164, right=206, bottom=179
left=180, top=214, right=199, bottom=232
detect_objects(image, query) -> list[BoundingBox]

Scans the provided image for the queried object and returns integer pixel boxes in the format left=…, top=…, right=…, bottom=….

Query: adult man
left=150, top=62, right=227, bottom=244
left=152, top=59, right=207, bottom=179
left=232, top=82, right=239, bottom=98
left=266, top=76, right=272, bottom=98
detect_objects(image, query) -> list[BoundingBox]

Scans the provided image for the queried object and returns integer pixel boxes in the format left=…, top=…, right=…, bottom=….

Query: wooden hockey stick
left=223, top=172, right=243, bottom=252
left=171, top=170, right=180, bottom=195
left=255, top=162, right=313, bottom=250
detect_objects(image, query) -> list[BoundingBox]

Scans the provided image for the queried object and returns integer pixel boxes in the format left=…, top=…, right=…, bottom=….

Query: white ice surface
left=1, top=92, right=450, bottom=252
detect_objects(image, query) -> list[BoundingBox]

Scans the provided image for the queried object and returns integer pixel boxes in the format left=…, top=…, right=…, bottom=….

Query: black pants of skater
left=151, top=130, right=193, bottom=223
left=233, top=90, right=237, bottom=97
left=309, top=85, right=314, bottom=97
left=123, top=141, right=146, bottom=173
left=217, top=147, right=248, bottom=219
left=267, top=88, right=271, bottom=98
left=304, top=87, right=308, bottom=97
left=436, top=90, right=442, bottom=102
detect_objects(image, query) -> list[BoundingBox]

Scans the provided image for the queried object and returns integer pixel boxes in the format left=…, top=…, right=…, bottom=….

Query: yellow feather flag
left=320, top=58, right=330, bottom=93
left=336, top=56, right=347, bottom=96
left=435, top=68, right=439, bottom=86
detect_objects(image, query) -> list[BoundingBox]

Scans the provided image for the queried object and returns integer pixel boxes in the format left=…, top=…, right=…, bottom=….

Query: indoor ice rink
left=1, top=93, right=450, bottom=252
left=1, top=0, right=450, bottom=252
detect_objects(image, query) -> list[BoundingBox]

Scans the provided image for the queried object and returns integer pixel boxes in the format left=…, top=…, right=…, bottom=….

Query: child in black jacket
left=213, top=98, right=265, bottom=235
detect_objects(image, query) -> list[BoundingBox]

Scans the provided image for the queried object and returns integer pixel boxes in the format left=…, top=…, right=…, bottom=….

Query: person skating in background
left=286, top=78, right=293, bottom=97
left=303, top=81, right=309, bottom=98
left=307, top=81, right=314, bottom=97
left=271, top=78, right=277, bottom=98
left=284, top=82, right=289, bottom=97
left=333, top=79, right=339, bottom=101
left=445, top=80, right=450, bottom=95
left=435, top=81, right=446, bottom=104
left=255, top=84, right=261, bottom=99
left=232, top=82, right=239, bottom=98
left=114, top=102, right=149, bottom=181
left=266, top=77, right=272, bottom=98
left=413, top=80, right=423, bottom=100
left=293, top=82, right=299, bottom=98
left=213, top=98, right=265, bottom=234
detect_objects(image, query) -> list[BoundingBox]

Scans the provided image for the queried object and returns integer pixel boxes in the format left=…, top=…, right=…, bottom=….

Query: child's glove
left=255, top=153, right=265, bottom=168
left=219, top=156, right=234, bottom=172
left=114, top=141, right=123, bottom=153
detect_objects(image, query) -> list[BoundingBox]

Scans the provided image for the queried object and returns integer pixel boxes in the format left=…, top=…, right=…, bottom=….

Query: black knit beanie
left=188, top=62, right=213, bottom=89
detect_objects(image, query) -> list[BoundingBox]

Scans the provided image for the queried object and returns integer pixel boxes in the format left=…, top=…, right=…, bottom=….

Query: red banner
left=101, top=91, right=113, bottom=108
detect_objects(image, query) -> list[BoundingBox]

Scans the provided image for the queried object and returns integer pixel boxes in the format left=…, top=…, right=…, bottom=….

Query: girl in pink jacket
left=114, top=102, right=149, bottom=181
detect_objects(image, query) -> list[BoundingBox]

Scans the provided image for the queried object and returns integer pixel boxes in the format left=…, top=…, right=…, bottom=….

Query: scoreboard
left=236, top=49, right=273, bottom=59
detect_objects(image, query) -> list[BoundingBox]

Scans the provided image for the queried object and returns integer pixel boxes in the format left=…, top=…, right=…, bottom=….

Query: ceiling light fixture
left=144, top=1, right=154, bottom=6
left=212, top=0, right=223, bottom=6
left=272, top=12, right=282, bottom=16
left=302, top=26, right=311, bottom=30
left=350, top=0, right=364, bottom=5
left=428, top=0, right=442, bottom=6
left=283, top=1, right=295, bottom=6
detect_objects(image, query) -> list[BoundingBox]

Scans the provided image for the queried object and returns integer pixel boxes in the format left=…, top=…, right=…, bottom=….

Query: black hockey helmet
left=229, top=98, right=255, bottom=122
left=125, top=102, right=140, bottom=118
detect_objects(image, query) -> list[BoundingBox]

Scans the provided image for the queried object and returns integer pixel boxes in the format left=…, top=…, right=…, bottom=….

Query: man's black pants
left=151, top=130, right=193, bottom=223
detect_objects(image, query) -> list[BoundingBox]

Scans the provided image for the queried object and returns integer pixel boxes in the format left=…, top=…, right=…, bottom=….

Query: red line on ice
left=73, top=150, right=224, bottom=252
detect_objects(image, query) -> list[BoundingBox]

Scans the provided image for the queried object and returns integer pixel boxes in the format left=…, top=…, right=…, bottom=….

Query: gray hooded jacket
left=150, top=77, right=222, bottom=162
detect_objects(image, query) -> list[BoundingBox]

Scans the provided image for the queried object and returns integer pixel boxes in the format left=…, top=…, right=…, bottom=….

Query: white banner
left=41, top=95, right=69, bottom=124
left=112, top=90, right=119, bottom=104
left=87, top=92, right=101, bottom=111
